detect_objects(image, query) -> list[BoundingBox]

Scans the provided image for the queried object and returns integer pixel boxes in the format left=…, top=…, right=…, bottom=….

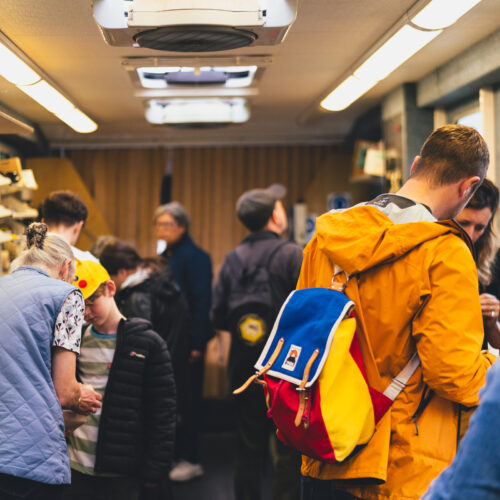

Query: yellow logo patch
left=238, top=314, right=267, bottom=345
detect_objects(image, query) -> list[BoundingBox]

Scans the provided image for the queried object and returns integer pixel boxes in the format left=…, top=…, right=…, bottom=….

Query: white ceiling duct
left=145, top=98, right=250, bottom=127
left=93, top=0, right=298, bottom=52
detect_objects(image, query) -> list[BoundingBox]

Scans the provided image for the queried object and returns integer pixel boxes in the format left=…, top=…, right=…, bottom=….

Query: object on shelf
left=364, top=147, right=385, bottom=177
left=0, top=157, right=22, bottom=183
left=0, top=173, right=11, bottom=189
left=385, top=148, right=402, bottom=192
left=19, top=169, right=38, bottom=191
left=352, top=140, right=386, bottom=178
left=1, top=249, right=9, bottom=274
left=0, top=204, right=13, bottom=219
left=0, top=230, right=13, bottom=244
left=2, top=196, right=38, bottom=219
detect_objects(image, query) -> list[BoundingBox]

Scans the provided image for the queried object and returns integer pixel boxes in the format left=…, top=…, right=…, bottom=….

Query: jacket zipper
left=93, top=319, right=123, bottom=473
left=411, top=385, right=433, bottom=436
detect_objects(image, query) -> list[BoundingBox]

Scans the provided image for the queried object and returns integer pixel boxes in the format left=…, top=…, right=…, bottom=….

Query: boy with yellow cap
left=63, top=260, right=176, bottom=500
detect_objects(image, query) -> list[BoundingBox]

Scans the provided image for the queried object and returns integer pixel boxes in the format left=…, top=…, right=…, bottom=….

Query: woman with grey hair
left=0, top=222, right=101, bottom=500
left=154, top=201, right=213, bottom=482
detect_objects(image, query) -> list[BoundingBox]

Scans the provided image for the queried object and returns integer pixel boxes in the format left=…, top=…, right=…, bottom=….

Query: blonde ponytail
left=10, top=223, right=75, bottom=282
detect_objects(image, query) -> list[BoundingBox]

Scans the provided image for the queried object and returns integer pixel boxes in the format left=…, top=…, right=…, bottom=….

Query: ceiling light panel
left=145, top=98, right=250, bottom=126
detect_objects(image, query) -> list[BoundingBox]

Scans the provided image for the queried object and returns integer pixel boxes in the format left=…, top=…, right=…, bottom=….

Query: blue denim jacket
left=423, top=359, right=500, bottom=500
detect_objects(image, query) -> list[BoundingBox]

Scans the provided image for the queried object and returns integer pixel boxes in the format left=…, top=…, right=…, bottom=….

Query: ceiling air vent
left=93, top=0, right=298, bottom=51
left=138, top=65, right=258, bottom=89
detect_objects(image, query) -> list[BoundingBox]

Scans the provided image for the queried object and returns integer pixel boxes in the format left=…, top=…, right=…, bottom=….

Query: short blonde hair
left=10, top=222, right=75, bottom=281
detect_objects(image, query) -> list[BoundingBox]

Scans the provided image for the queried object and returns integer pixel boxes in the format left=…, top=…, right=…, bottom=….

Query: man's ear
left=105, top=279, right=117, bottom=297
left=459, top=176, right=481, bottom=200
left=74, top=220, right=84, bottom=234
left=409, top=156, right=421, bottom=176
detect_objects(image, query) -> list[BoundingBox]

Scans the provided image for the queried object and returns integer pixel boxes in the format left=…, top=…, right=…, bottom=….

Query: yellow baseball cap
left=73, top=259, right=110, bottom=300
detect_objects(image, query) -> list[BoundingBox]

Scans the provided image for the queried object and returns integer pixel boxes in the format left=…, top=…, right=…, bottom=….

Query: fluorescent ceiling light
left=411, top=0, right=482, bottom=30
left=320, top=0, right=483, bottom=112
left=145, top=98, right=250, bottom=125
left=321, top=76, right=377, bottom=111
left=55, top=107, right=98, bottom=134
left=353, top=25, right=441, bottom=83
left=17, top=80, right=75, bottom=115
left=0, top=35, right=97, bottom=133
left=0, top=44, right=40, bottom=85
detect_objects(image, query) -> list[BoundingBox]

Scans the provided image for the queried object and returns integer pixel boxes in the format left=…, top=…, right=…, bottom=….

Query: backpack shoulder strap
left=231, top=238, right=289, bottom=276
left=225, top=248, right=244, bottom=277
left=264, top=239, right=289, bottom=271
left=383, top=352, right=420, bottom=401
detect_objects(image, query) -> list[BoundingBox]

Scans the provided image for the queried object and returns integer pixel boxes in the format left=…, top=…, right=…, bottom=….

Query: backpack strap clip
left=383, top=351, right=420, bottom=401
left=331, top=265, right=351, bottom=292
left=233, top=337, right=285, bottom=395
left=294, top=348, right=320, bottom=427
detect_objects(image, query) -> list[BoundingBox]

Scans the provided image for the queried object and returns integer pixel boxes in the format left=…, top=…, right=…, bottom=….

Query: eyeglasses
left=156, top=221, right=177, bottom=228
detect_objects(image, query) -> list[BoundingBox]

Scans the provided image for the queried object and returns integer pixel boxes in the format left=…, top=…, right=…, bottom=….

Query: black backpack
left=225, top=240, right=288, bottom=391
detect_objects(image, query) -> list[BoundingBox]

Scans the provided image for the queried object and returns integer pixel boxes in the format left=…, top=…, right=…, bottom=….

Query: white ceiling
left=0, top=0, right=500, bottom=149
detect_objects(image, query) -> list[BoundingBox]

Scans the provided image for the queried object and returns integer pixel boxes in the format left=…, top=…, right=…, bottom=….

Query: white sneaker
left=0, top=174, right=11, bottom=194
left=169, top=460, right=204, bottom=481
left=2, top=196, right=38, bottom=219
left=0, top=204, right=12, bottom=220
left=0, top=230, right=12, bottom=243
left=20, top=169, right=38, bottom=190
left=0, top=174, right=11, bottom=187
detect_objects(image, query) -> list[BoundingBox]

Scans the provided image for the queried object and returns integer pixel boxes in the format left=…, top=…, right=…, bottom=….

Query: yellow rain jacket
left=298, top=205, right=495, bottom=500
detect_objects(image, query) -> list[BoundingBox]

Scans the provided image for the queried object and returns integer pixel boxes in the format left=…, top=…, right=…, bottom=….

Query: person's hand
left=480, top=293, right=500, bottom=324
left=76, top=384, right=102, bottom=415
left=189, top=349, right=202, bottom=363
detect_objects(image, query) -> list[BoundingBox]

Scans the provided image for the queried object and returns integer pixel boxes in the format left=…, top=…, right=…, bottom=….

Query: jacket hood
left=315, top=205, right=471, bottom=275
left=117, top=270, right=181, bottom=303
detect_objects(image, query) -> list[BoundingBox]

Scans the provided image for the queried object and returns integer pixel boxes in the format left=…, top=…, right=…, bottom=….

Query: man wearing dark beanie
left=212, top=184, right=303, bottom=500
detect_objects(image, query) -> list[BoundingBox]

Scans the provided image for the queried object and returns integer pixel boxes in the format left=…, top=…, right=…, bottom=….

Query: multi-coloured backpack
left=234, top=280, right=420, bottom=463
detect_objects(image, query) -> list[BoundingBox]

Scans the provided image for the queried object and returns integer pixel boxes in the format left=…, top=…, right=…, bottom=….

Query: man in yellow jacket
left=300, top=124, right=496, bottom=500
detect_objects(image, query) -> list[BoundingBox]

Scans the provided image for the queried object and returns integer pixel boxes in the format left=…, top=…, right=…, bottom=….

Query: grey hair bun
left=26, top=222, right=48, bottom=250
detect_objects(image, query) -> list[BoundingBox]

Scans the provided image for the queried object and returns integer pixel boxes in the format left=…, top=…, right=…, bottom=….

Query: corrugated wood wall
left=68, top=148, right=167, bottom=257
left=171, top=145, right=334, bottom=274
left=66, top=144, right=346, bottom=272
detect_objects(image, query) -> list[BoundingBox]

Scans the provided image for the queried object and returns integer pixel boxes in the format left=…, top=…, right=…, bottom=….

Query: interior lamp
left=321, top=0, right=483, bottom=112
left=0, top=34, right=97, bottom=133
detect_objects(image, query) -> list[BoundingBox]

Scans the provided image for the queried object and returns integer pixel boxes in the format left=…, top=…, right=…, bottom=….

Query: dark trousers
left=176, top=356, right=204, bottom=463
left=0, top=473, right=63, bottom=500
left=61, top=470, right=140, bottom=500
left=234, top=391, right=301, bottom=500
left=301, top=477, right=359, bottom=500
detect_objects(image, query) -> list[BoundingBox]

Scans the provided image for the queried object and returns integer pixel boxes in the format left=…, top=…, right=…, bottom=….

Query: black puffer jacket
left=115, top=269, right=190, bottom=419
left=87, top=318, right=176, bottom=483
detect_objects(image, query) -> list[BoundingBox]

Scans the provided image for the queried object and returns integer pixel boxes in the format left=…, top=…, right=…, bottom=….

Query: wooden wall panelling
left=68, top=148, right=167, bottom=257
left=171, top=144, right=330, bottom=273
left=64, top=144, right=351, bottom=272
left=26, top=157, right=111, bottom=252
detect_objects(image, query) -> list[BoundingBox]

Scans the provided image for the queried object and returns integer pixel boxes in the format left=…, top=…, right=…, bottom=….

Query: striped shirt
left=67, top=325, right=117, bottom=476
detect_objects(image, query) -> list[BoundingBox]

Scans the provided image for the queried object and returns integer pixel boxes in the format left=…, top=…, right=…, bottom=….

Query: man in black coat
left=212, top=184, right=303, bottom=500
